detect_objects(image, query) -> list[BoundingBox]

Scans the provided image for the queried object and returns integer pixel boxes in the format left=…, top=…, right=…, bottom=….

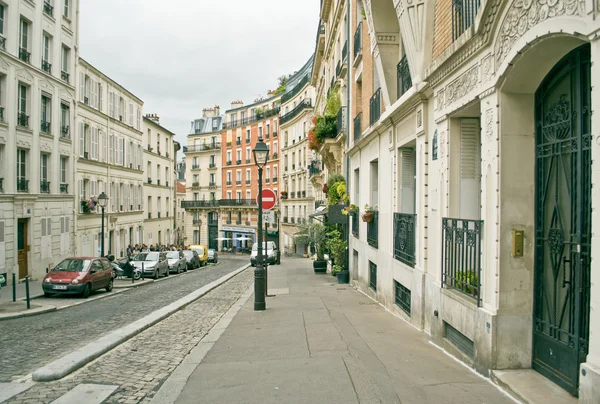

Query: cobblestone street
left=5, top=267, right=253, bottom=404
left=0, top=256, right=249, bottom=382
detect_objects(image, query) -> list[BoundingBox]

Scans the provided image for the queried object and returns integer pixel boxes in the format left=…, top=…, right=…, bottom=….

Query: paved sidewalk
left=172, top=257, right=516, bottom=404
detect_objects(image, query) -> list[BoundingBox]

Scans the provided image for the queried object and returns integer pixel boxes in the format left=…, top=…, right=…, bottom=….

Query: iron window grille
left=354, top=113, right=362, bottom=141
left=452, top=0, right=481, bottom=41
left=369, top=88, right=381, bottom=126
left=394, top=280, right=411, bottom=316
left=397, top=55, right=412, bottom=99
left=393, top=213, right=416, bottom=267
left=369, top=261, right=377, bottom=291
left=367, top=211, right=379, bottom=249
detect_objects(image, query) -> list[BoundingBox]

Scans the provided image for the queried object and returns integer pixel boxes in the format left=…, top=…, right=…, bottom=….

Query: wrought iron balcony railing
left=226, top=181, right=232, bottom=186
left=0, top=177, right=4, bottom=192
left=281, top=74, right=310, bottom=103
left=226, top=161, right=232, bottom=166
left=280, top=99, right=312, bottom=125
left=265, top=178, right=270, bottom=184
left=367, top=211, right=379, bottom=249
left=245, top=159, right=251, bottom=164
left=236, top=140, right=241, bottom=146
left=209, top=163, right=217, bottom=169
left=0, top=36, right=5, bottom=50
left=273, top=131, right=278, bottom=138
left=61, top=70, right=69, bottom=83
left=246, top=180, right=251, bottom=185
left=41, top=121, right=51, bottom=133
left=17, top=178, right=29, bottom=192
left=337, top=106, right=347, bottom=136
left=192, top=165, right=200, bottom=170
left=452, top=0, right=481, bottom=41
left=393, top=213, right=416, bottom=267
left=19, top=47, right=30, bottom=63
left=283, top=216, right=288, bottom=223
left=42, top=60, right=52, bottom=74
left=309, top=160, right=322, bottom=176
left=186, top=143, right=221, bottom=152
left=272, top=177, right=278, bottom=183
left=40, top=180, right=50, bottom=193
left=61, top=125, right=70, bottom=139
left=18, top=112, right=29, bottom=128
left=236, top=181, right=242, bottom=185
left=192, top=182, right=200, bottom=187
left=222, top=107, right=280, bottom=129
left=397, top=55, right=412, bottom=99
left=441, top=217, right=483, bottom=305
left=354, top=113, right=362, bottom=141
left=181, top=200, right=219, bottom=209
left=236, top=159, right=242, bottom=165
left=0, top=106, right=4, bottom=122
left=369, top=88, right=381, bottom=126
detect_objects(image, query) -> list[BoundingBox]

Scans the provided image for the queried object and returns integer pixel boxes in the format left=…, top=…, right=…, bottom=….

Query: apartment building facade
left=175, top=181, right=185, bottom=246
left=220, top=95, right=281, bottom=249
left=320, top=0, right=600, bottom=400
left=279, top=56, right=318, bottom=254
left=74, top=58, right=145, bottom=258
left=0, top=0, right=80, bottom=281
left=143, top=114, right=176, bottom=247
left=182, top=106, right=223, bottom=248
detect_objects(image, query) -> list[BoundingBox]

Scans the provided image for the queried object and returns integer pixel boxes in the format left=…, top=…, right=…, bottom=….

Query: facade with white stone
left=142, top=114, right=177, bottom=247
left=318, top=0, right=600, bottom=400
left=74, top=58, right=144, bottom=259
left=0, top=0, right=80, bottom=281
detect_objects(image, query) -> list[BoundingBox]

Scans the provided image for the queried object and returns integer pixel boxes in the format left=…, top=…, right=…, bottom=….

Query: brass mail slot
left=512, top=230, right=524, bottom=257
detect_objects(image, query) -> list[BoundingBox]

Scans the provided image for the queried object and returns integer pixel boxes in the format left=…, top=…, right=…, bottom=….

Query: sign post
left=257, top=189, right=277, bottom=298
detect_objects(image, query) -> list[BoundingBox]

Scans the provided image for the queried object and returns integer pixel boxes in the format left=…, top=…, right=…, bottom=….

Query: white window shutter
left=65, top=217, right=69, bottom=233
left=79, top=122, right=84, bottom=157
left=79, top=72, right=84, bottom=102
left=109, top=92, right=113, bottom=117
left=460, top=119, right=479, bottom=180
left=60, top=217, right=64, bottom=234
left=98, top=83, right=102, bottom=112
left=41, top=218, right=47, bottom=237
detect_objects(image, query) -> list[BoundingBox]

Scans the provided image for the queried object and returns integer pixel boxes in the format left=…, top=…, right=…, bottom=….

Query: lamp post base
left=254, top=264, right=266, bottom=311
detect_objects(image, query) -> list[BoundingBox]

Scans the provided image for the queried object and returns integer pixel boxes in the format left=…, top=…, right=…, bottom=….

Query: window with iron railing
left=369, top=261, right=377, bottom=291
left=397, top=55, right=412, bottom=99
left=353, top=113, right=362, bottom=141
left=367, top=211, right=379, bottom=249
left=353, top=22, right=362, bottom=60
left=369, top=89, right=381, bottom=126
left=393, top=213, right=416, bottom=267
left=452, top=0, right=481, bottom=41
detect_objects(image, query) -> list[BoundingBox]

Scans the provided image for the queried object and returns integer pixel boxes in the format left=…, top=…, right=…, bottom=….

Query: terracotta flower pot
left=362, top=212, right=374, bottom=223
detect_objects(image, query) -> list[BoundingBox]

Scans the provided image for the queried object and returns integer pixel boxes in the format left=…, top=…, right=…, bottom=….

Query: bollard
left=46, top=267, right=49, bottom=274
left=132, top=263, right=135, bottom=284
left=141, top=262, right=144, bottom=280
left=25, top=277, right=30, bottom=310
left=12, top=273, right=16, bottom=302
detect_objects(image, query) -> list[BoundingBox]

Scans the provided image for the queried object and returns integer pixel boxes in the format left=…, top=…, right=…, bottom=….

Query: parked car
left=182, top=250, right=201, bottom=270
left=42, top=257, right=114, bottom=298
left=250, top=242, right=279, bottom=266
left=188, top=245, right=209, bottom=267
left=130, top=252, right=169, bottom=279
left=166, top=251, right=186, bottom=274
left=208, top=249, right=218, bottom=264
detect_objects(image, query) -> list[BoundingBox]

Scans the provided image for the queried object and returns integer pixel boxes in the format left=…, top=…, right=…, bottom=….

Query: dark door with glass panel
left=17, top=219, right=28, bottom=279
left=533, top=44, right=591, bottom=396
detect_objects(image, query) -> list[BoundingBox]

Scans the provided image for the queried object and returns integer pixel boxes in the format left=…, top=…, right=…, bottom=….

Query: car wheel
left=133, top=271, right=141, bottom=280
left=82, top=284, right=91, bottom=299
left=154, top=270, right=159, bottom=280
left=177, top=266, right=180, bottom=274
left=44, top=292, right=52, bottom=298
left=106, top=279, right=113, bottom=292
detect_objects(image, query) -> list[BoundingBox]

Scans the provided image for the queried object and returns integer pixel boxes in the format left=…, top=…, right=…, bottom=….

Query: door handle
left=563, top=256, right=571, bottom=288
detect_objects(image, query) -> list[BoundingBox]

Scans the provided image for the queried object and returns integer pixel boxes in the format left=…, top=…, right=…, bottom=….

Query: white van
left=250, top=242, right=279, bottom=266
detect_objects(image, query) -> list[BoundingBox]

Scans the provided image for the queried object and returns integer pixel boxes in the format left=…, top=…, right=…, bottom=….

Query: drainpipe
left=345, top=0, right=351, bottom=277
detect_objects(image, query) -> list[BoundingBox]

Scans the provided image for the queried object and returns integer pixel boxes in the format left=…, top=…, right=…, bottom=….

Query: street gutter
left=31, top=263, right=250, bottom=382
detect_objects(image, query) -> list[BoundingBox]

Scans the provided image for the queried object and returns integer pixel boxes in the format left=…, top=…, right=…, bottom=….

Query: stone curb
left=0, top=305, right=57, bottom=321
left=149, top=281, right=255, bottom=404
left=31, top=263, right=250, bottom=382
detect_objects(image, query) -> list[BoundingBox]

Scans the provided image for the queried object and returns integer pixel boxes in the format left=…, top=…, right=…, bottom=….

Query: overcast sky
left=80, top=0, right=320, bottom=154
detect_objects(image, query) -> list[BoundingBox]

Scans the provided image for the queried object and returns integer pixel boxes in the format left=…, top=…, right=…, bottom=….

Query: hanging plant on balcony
left=308, top=115, right=337, bottom=151
left=342, top=204, right=359, bottom=216
left=362, top=204, right=377, bottom=222
left=81, top=196, right=98, bottom=214
left=326, top=174, right=347, bottom=206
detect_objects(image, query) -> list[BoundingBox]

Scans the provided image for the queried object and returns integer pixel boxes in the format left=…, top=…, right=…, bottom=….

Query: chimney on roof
left=146, top=113, right=160, bottom=123
left=214, top=105, right=220, bottom=116
left=231, top=100, right=244, bottom=109
left=202, top=107, right=215, bottom=118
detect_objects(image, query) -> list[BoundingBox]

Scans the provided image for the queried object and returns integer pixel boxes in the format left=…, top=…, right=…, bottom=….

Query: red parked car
left=42, top=257, right=114, bottom=298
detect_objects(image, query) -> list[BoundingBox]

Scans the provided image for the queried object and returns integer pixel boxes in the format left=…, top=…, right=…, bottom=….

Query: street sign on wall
left=258, top=189, right=277, bottom=210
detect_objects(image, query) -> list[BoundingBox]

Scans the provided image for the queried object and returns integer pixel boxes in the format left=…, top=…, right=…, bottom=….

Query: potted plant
left=342, top=204, right=359, bottom=216
left=295, top=222, right=327, bottom=273
left=281, top=190, right=288, bottom=200
left=362, top=204, right=377, bottom=223
left=326, top=229, right=349, bottom=283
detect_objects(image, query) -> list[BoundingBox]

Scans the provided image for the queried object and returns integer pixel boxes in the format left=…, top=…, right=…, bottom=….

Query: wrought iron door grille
left=369, top=89, right=381, bottom=126
left=397, top=55, right=412, bottom=99
left=393, top=213, right=416, bottom=267
left=351, top=212, right=359, bottom=237
left=445, top=322, right=474, bottom=359
left=394, top=280, right=411, bottom=316
left=369, top=261, right=377, bottom=291
left=441, top=217, right=483, bottom=305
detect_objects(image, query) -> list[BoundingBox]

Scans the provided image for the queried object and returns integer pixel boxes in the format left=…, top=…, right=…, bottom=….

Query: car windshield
left=192, top=249, right=204, bottom=255
left=182, top=251, right=194, bottom=258
left=166, top=252, right=180, bottom=259
left=53, top=259, right=91, bottom=272
left=252, top=243, right=271, bottom=251
left=133, top=252, right=159, bottom=262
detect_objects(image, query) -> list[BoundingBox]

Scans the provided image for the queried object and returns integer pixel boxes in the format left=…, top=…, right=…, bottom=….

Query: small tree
left=295, top=222, right=327, bottom=261
left=326, top=229, right=347, bottom=275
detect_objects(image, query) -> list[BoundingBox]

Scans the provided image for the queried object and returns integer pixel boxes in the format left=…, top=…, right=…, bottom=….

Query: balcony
left=157, top=179, right=161, bottom=186
left=226, top=142, right=232, bottom=147
left=226, top=161, right=232, bottom=166
left=61, top=70, right=69, bottom=83
left=60, top=183, right=68, bottom=194
left=245, top=158, right=251, bottom=164
left=84, top=96, right=89, bottom=105
left=301, top=191, right=306, bottom=198
left=226, top=220, right=232, bottom=224
left=309, top=160, right=322, bottom=177
left=17, top=178, right=29, bottom=192
left=236, top=181, right=242, bottom=185
left=281, top=74, right=309, bottom=103
left=209, top=163, right=217, bottom=169
left=192, top=165, right=200, bottom=170
left=290, top=217, right=295, bottom=224
left=17, top=113, right=29, bottom=128
left=181, top=200, right=219, bottom=209
left=148, top=213, right=152, bottom=219
left=393, top=213, right=416, bottom=267
left=354, top=22, right=362, bottom=62
left=245, top=137, right=251, bottom=144
left=209, top=181, right=216, bottom=186
left=369, top=88, right=381, bottom=126
left=0, top=107, right=4, bottom=122
left=40, top=180, right=50, bottom=193
left=192, top=182, right=200, bottom=187
left=442, top=218, right=483, bottom=305
left=147, top=178, right=152, bottom=184
left=41, top=60, right=52, bottom=74
left=266, top=178, right=270, bottom=184
left=226, top=181, right=232, bottom=186
left=19, top=48, right=30, bottom=63
left=246, top=180, right=251, bottom=185
left=272, top=153, right=278, bottom=159
left=354, top=113, right=362, bottom=141
left=43, top=1, right=53, bottom=16
left=245, top=221, right=251, bottom=226
left=222, top=109, right=283, bottom=130
left=41, top=121, right=51, bottom=134
left=336, top=106, right=347, bottom=137
left=273, top=131, right=278, bottom=138
left=272, top=177, right=278, bottom=183
left=84, top=151, right=89, bottom=159
left=61, top=125, right=70, bottom=139
left=236, top=159, right=242, bottom=165
left=186, top=143, right=221, bottom=152
left=280, top=99, right=312, bottom=125
left=236, top=220, right=242, bottom=225
left=283, top=217, right=288, bottom=223
left=266, top=133, right=270, bottom=140
left=397, top=55, right=412, bottom=99
left=0, top=37, right=5, bottom=50
left=290, top=192, right=296, bottom=199
left=367, top=212, right=379, bottom=249
left=219, top=199, right=257, bottom=207
left=452, top=0, right=481, bottom=41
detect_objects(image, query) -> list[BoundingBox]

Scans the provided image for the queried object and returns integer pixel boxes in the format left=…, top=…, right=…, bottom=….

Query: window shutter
left=79, top=72, right=84, bottom=102
left=108, top=134, right=113, bottom=164
left=460, top=119, right=479, bottom=180
left=79, top=122, right=84, bottom=157
left=42, top=218, right=47, bottom=237
left=400, top=149, right=414, bottom=187
left=121, top=138, right=125, bottom=166
left=92, top=127, right=98, bottom=159
left=90, top=79, right=95, bottom=108
left=65, top=217, right=69, bottom=233
left=98, top=83, right=102, bottom=112
left=60, top=217, right=64, bottom=234
left=109, top=92, right=113, bottom=117
left=129, top=103, right=133, bottom=126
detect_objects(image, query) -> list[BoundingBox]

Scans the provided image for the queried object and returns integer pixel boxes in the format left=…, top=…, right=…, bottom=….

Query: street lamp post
left=253, top=135, right=269, bottom=311
left=98, top=192, right=108, bottom=257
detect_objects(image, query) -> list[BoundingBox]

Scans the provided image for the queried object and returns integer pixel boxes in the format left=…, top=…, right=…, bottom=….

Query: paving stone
left=5, top=268, right=253, bottom=404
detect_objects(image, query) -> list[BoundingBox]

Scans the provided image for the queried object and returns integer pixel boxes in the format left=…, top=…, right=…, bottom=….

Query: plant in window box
left=362, top=204, right=377, bottom=222
left=342, top=204, right=359, bottom=216
left=81, top=196, right=98, bottom=214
